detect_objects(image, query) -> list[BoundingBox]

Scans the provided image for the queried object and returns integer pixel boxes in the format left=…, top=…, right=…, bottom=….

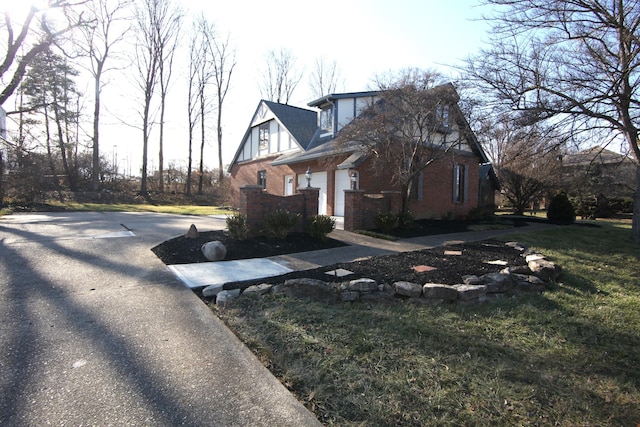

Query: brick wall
left=239, top=185, right=319, bottom=237
left=231, top=151, right=482, bottom=224
left=344, top=190, right=402, bottom=231
left=229, top=155, right=296, bottom=207
left=354, top=153, right=480, bottom=220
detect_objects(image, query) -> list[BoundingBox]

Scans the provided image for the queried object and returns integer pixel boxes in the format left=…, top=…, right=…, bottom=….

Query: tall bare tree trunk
left=92, top=61, right=103, bottom=191
left=633, top=165, right=640, bottom=242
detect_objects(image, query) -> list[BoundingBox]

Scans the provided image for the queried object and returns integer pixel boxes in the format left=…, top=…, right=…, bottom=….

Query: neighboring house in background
left=560, top=146, right=636, bottom=211
left=228, top=87, right=495, bottom=219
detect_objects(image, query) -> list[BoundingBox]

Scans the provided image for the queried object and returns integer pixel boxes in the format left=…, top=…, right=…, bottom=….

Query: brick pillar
left=344, top=189, right=365, bottom=231
left=240, top=185, right=265, bottom=237
left=299, top=187, right=320, bottom=226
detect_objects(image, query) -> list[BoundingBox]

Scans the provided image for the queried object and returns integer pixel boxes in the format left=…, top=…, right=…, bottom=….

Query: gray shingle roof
left=263, top=101, right=317, bottom=149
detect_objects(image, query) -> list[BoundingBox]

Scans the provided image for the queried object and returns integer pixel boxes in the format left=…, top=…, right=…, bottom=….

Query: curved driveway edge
left=0, top=212, right=321, bottom=426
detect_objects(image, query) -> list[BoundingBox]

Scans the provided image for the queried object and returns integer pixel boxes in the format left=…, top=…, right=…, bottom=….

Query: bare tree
left=259, top=48, right=302, bottom=104
left=0, top=1, right=88, bottom=106
left=204, top=27, right=236, bottom=183
left=465, top=0, right=640, bottom=240
left=335, top=69, right=467, bottom=222
left=134, top=0, right=177, bottom=195
left=185, top=16, right=204, bottom=196
left=308, top=56, right=342, bottom=99
left=79, top=0, right=133, bottom=191
left=155, top=1, right=181, bottom=193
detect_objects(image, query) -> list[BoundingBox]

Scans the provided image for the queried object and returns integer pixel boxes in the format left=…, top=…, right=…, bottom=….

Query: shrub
left=374, top=211, right=398, bottom=233
left=547, top=192, right=576, bottom=224
left=262, top=209, right=299, bottom=239
left=306, top=215, right=336, bottom=240
left=226, top=213, right=249, bottom=240
left=397, top=211, right=414, bottom=230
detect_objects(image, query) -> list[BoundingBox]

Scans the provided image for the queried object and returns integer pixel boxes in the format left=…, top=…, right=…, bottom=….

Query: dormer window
left=320, top=106, right=333, bottom=132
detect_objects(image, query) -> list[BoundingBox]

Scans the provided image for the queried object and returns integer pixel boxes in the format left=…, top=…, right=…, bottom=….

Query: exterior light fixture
left=305, top=167, right=312, bottom=188
left=350, top=170, right=358, bottom=190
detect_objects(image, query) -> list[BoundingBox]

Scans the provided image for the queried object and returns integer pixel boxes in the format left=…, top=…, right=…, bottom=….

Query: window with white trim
left=320, top=107, right=333, bottom=132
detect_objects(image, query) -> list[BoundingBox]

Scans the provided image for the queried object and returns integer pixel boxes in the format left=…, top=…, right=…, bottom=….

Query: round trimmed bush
left=547, top=192, right=576, bottom=224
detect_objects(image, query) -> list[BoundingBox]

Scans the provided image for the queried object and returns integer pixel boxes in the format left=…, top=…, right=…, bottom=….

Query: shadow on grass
left=216, top=289, right=640, bottom=426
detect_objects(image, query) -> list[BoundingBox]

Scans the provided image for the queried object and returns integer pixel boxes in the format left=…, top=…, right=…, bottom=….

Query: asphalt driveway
left=0, top=212, right=321, bottom=426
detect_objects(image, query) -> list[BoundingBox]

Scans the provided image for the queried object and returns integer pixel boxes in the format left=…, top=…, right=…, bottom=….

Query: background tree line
left=0, top=0, right=342, bottom=204
left=0, top=1, right=637, bottom=240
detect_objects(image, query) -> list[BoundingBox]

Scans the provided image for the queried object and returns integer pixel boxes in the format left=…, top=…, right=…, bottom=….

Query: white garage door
left=334, top=169, right=350, bottom=216
left=298, top=171, right=327, bottom=215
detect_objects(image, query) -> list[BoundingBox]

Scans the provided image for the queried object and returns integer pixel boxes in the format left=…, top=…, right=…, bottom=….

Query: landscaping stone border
left=203, top=241, right=561, bottom=306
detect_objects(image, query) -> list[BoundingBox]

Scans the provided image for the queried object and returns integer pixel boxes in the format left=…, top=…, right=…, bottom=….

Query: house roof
left=561, top=146, right=636, bottom=167
left=232, top=86, right=492, bottom=170
left=228, top=100, right=318, bottom=169
left=261, top=101, right=318, bottom=150
left=307, top=91, right=381, bottom=108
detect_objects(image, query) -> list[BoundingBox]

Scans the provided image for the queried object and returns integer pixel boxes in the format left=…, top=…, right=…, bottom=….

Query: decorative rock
left=525, top=253, right=546, bottom=263
left=378, top=283, right=394, bottom=293
left=282, top=278, right=337, bottom=302
left=202, top=283, right=225, bottom=298
left=341, top=291, right=360, bottom=302
left=505, top=241, right=527, bottom=252
left=422, top=283, right=458, bottom=301
left=393, top=281, right=423, bottom=298
left=479, top=272, right=513, bottom=293
left=201, top=241, right=227, bottom=261
left=501, top=265, right=534, bottom=275
left=185, top=224, right=199, bottom=239
left=528, top=258, right=562, bottom=281
left=462, top=275, right=484, bottom=285
left=243, top=283, right=273, bottom=296
left=216, top=289, right=241, bottom=306
left=347, top=278, right=378, bottom=293
left=512, top=274, right=547, bottom=286
left=454, top=284, right=488, bottom=301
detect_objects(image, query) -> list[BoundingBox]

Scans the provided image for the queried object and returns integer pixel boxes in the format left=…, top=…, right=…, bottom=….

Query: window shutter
left=463, top=165, right=469, bottom=204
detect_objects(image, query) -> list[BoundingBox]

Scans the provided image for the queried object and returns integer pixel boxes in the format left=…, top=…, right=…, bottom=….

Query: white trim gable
left=231, top=101, right=304, bottom=165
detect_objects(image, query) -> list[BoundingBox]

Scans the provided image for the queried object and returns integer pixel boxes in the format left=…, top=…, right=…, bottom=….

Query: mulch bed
left=219, top=239, right=528, bottom=289
left=151, top=230, right=347, bottom=265
left=151, top=229, right=528, bottom=289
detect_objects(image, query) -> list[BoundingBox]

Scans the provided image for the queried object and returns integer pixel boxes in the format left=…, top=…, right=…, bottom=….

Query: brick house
left=228, top=86, right=496, bottom=220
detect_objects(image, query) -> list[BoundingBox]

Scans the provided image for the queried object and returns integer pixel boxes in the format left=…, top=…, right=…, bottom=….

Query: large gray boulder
left=347, top=278, right=378, bottom=293
left=480, top=272, right=514, bottom=293
left=528, top=258, right=562, bottom=281
left=201, top=241, right=227, bottom=261
left=216, top=289, right=241, bottom=306
left=454, top=284, right=487, bottom=301
left=394, top=281, right=423, bottom=298
left=422, top=283, right=458, bottom=301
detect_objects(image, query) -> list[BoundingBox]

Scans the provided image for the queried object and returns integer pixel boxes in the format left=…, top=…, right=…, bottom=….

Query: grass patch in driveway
left=213, top=219, right=640, bottom=426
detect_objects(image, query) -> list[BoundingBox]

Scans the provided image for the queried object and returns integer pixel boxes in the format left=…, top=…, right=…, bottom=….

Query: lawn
left=0, top=201, right=231, bottom=216
left=213, top=219, right=640, bottom=426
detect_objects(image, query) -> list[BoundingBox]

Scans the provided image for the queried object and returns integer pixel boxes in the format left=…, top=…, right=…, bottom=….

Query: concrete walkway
left=172, top=220, right=557, bottom=290
left=0, top=212, right=321, bottom=426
